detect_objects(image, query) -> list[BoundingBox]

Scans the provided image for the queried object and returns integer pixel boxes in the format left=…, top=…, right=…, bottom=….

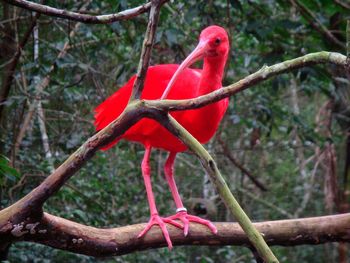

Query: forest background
left=0, top=0, right=349, bottom=262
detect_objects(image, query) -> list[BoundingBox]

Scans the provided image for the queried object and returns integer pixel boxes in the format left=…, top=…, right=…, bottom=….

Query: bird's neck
left=198, top=56, right=227, bottom=95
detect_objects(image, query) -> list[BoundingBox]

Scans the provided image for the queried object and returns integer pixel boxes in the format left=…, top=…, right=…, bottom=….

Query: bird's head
left=177, top=25, right=229, bottom=66
left=161, top=25, right=229, bottom=99
left=198, top=25, right=229, bottom=60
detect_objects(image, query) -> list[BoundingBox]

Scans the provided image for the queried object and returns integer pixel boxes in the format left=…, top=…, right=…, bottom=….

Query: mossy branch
left=158, top=114, right=279, bottom=263
left=146, top=52, right=346, bottom=111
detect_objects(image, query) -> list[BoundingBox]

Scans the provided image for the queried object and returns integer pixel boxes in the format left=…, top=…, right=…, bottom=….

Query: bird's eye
left=214, top=38, right=221, bottom=45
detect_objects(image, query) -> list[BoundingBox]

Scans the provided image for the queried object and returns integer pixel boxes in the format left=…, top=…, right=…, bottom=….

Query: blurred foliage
left=0, top=0, right=349, bottom=262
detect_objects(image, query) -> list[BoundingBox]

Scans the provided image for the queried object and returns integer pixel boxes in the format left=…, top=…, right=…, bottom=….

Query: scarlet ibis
left=94, top=25, right=229, bottom=249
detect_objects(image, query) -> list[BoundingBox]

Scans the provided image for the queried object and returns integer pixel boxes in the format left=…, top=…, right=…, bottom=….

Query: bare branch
left=145, top=52, right=347, bottom=111
left=130, top=0, right=164, bottom=100
left=0, top=11, right=40, bottom=124
left=3, top=0, right=169, bottom=24
left=37, top=102, right=55, bottom=173
left=217, top=136, right=268, bottom=191
left=235, top=188, right=294, bottom=219
left=347, top=20, right=350, bottom=58
left=289, top=0, right=345, bottom=49
left=5, top=213, right=350, bottom=257
left=11, top=10, right=85, bottom=165
left=334, top=0, right=350, bottom=10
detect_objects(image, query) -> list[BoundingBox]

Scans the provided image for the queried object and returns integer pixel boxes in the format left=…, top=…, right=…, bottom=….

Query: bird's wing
left=94, top=76, right=134, bottom=131
left=94, top=65, right=202, bottom=150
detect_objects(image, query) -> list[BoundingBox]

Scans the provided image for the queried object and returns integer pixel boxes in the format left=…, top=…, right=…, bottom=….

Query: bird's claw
left=166, top=211, right=218, bottom=236
left=137, top=213, right=183, bottom=250
left=138, top=212, right=217, bottom=249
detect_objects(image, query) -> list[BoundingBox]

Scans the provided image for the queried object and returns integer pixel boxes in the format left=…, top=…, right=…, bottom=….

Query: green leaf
left=0, top=155, right=20, bottom=183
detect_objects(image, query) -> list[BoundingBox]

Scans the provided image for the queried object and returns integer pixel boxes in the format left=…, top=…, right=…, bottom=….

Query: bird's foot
left=166, top=210, right=218, bottom=236
left=137, top=213, right=183, bottom=250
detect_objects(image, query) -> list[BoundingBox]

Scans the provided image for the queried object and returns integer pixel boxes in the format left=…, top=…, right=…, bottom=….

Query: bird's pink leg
left=137, top=146, right=182, bottom=250
left=164, top=152, right=218, bottom=236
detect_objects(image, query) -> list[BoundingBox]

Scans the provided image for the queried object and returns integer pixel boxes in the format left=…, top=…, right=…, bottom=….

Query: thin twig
left=0, top=11, right=40, bottom=124
left=217, top=136, right=268, bottom=191
left=294, top=151, right=323, bottom=217
left=347, top=20, right=350, bottom=59
left=11, top=20, right=83, bottom=164
left=3, top=0, right=169, bottom=24
left=0, top=15, right=31, bottom=25
left=11, top=0, right=92, bottom=165
left=235, top=187, right=293, bottom=219
left=37, top=102, right=55, bottom=173
left=289, top=0, right=345, bottom=49
left=334, top=0, right=350, bottom=10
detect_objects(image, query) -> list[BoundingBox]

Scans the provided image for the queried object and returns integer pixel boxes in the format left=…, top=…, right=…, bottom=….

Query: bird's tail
left=99, top=137, right=121, bottom=151
left=94, top=103, right=122, bottom=151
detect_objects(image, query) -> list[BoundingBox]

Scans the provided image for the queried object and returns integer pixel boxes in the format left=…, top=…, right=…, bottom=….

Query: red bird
left=94, top=25, right=229, bottom=249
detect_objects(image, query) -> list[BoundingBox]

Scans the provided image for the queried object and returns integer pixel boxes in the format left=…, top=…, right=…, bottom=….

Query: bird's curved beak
left=160, top=39, right=209, bottom=99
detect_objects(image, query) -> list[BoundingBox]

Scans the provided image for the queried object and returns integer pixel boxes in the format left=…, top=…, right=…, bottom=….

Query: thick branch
left=6, top=213, right=350, bottom=257
left=145, top=52, right=347, bottom=112
left=3, top=0, right=168, bottom=24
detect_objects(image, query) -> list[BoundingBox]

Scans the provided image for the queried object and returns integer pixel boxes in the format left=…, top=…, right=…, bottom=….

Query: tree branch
left=0, top=11, right=40, bottom=125
left=334, top=0, right=350, bottom=10
left=289, top=0, right=345, bottom=49
left=2, top=0, right=169, bottom=24
left=217, top=136, right=268, bottom=191
left=11, top=3, right=87, bottom=167
left=158, top=114, right=278, bottom=262
left=145, top=52, right=347, bottom=111
left=4, top=213, right=349, bottom=257
left=130, top=0, right=163, bottom=100
left=235, top=188, right=294, bottom=219
left=347, top=20, right=350, bottom=59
